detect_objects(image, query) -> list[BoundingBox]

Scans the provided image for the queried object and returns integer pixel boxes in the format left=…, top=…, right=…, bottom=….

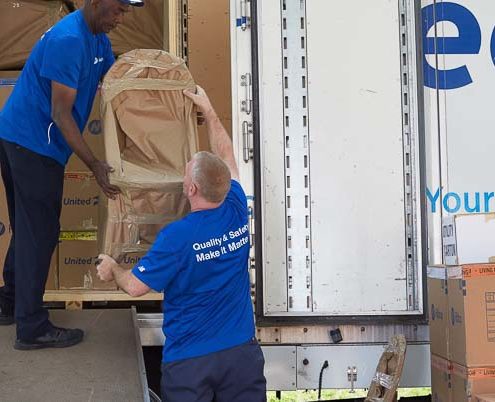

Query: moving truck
left=186, top=0, right=495, bottom=390
left=3, top=0, right=494, bottom=395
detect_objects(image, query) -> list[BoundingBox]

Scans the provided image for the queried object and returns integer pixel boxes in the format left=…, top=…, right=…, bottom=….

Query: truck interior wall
left=186, top=0, right=233, bottom=152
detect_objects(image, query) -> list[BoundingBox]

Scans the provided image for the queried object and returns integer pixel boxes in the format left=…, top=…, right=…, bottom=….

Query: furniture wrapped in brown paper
left=0, top=1, right=70, bottom=70
left=99, top=49, right=198, bottom=257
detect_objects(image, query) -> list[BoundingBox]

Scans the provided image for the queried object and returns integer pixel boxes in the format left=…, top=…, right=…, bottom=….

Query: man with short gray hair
left=97, top=85, right=266, bottom=402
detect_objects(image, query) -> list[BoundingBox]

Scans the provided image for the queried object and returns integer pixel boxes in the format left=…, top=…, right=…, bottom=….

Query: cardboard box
left=443, top=214, right=495, bottom=266
left=45, top=246, right=59, bottom=291
left=58, top=240, right=116, bottom=290
left=476, top=394, right=495, bottom=402
left=0, top=1, right=70, bottom=70
left=452, top=363, right=495, bottom=401
left=119, top=251, right=146, bottom=271
left=431, top=354, right=452, bottom=402
left=448, top=264, right=495, bottom=367
left=428, top=265, right=450, bottom=360
left=66, top=91, right=104, bottom=171
left=0, top=178, right=12, bottom=287
left=60, top=173, right=99, bottom=231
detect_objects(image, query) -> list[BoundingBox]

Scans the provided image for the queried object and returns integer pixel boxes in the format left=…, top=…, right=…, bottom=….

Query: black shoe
left=0, top=304, right=14, bottom=325
left=14, top=326, right=84, bottom=350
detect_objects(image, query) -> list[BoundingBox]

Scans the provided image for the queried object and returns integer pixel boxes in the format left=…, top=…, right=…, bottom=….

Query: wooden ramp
left=0, top=308, right=149, bottom=402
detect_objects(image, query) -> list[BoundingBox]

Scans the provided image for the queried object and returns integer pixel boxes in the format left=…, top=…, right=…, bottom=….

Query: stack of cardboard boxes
left=0, top=1, right=168, bottom=291
left=429, top=214, right=495, bottom=401
left=58, top=93, right=115, bottom=291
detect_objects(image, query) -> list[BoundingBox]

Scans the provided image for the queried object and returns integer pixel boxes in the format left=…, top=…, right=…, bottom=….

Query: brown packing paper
left=99, top=49, right=198, bottom=256
left=0, top=1, right=70, bottom=70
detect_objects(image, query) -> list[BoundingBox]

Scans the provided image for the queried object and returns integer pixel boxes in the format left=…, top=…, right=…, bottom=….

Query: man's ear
left=189, top=182, right=198, bottom=197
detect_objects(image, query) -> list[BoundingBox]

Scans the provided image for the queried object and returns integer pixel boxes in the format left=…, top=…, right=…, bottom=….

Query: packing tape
left=110, top=243, right=151, bottom=255
left=59, top=232, right=97, bottom=241
left=102, top=77, right=195, bottom=103
left=460, top=264, right=495, bottom=279
left=372, top=372, right=395, bottom=389
left=431, top=355, right=451, bottom=373
left=427, top=266, right=448, bottom=280
left=64, top=172, right=95, bottom=181
left=106, top=212, right=178, bottom=225
left=452, top=363, right=495, bottom=379
left=117, top=55, right=186, bottom=71
left=109, top=176, right=183, bottom=191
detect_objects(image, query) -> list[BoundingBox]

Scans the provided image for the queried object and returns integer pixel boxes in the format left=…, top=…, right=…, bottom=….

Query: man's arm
left=51, top=81, right=120, bottom=199
left=184, top=86, right=239, bottom=180
left=96, top=254, right=150, bottom=297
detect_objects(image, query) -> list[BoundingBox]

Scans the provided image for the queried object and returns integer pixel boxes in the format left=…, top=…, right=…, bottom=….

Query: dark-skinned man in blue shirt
left=0, top=0, right=145, bottom=350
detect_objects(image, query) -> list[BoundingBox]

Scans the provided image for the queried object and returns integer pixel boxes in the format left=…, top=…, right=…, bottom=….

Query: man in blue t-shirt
left=97, top=86, right=267, bottom=402
left=0, top=0, right=144, bottom=350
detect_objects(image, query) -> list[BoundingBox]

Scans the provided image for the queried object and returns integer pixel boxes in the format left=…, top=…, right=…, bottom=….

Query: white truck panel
left=423, top=0, right=495, bottom=219
left=296, top=343, right=430, bottom=389
left=306, top=0, right=408, bottom=314
left=249, top=0, right=422, bottom=316
left=256, top=0, right=289, bottom=313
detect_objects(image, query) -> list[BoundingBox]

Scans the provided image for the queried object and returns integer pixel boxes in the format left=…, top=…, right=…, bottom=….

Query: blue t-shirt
left=0, top=10, right=114, bottom=166
left=133, top=180, right=255, bottom=363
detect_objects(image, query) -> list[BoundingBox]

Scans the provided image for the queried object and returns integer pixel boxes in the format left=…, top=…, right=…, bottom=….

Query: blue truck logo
left=423, top=2, right=495, bottom=90
left=427, top=188, right=495, bottom=214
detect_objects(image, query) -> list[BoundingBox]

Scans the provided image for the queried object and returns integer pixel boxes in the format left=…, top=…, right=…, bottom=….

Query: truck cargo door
left=231, top=0, right=426, bottom=319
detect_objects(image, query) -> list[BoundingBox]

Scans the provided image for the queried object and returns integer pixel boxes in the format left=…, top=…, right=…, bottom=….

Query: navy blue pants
left=0, top=139, right=63, bottom=340
left=161, top=338, right=267, bottom=402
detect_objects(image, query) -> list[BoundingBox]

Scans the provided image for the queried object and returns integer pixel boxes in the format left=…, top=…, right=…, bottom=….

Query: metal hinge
left=240, top=73, right=253, bottom=115
left=347, top=366, right=358, bottom=392
left=242, top=121, right=254, bottom=162
left=248, top=205, right=255, bottom=246
left=237, top=0, right=251, bottom=31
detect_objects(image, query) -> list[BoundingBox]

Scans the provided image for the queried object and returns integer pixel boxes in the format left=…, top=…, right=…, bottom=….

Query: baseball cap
left=119, top=0, right=144, bottom=6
